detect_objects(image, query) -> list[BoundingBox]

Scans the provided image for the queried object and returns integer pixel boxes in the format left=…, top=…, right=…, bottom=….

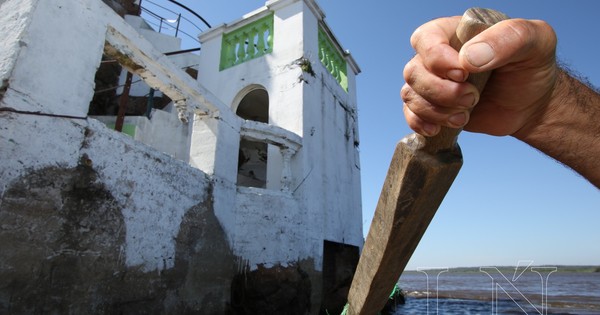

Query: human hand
left=401, top=15, right=558, bottom=138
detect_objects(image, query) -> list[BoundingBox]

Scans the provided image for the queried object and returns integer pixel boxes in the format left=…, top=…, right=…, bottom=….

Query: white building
left=0, top=0, right=362, bottom=313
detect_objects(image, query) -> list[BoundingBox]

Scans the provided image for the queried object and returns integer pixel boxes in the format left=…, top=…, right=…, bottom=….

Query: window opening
left=236, top=89, right=268, bottom=123
left=237, top=139, right=268, bottom=188
left=236, top=88, right=269, bottom=188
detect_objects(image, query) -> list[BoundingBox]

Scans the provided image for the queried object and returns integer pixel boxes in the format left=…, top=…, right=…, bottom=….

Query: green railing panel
left=318, top=27, right=348, bottom=92
left=220, top=13, right=274, bottom=71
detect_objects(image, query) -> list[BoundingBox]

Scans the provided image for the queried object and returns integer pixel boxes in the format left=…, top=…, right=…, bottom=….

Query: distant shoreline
left=403, top=265, right=600, bottom=273
left=398, top=268, right=600, bottom=314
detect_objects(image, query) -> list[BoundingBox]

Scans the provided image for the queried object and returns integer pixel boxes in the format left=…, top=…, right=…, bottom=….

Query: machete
left=345, top=8, right=509, bottom=315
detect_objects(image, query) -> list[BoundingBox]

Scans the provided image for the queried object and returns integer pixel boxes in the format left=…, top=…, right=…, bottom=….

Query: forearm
left=514, top=69, right=600, bottom=188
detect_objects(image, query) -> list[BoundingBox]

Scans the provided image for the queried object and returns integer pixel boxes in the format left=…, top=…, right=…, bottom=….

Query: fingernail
left=448, top=112, right=468, bottom=127
left=447, top=69, right=466, bottom=82
left=458, top=93, right=476, bottom=107
left=465, top=42, right=495, bottom=67
left=422, top=123, right=439, bottom=137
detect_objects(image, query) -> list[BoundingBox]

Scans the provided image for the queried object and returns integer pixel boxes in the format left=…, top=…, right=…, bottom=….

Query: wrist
left=513, top=68, right=600, bottom=187
left=512, top=67, right=566, bottom=143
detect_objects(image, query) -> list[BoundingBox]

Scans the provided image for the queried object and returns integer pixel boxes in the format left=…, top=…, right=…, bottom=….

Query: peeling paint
left=103, top=42, right=144, bottom=72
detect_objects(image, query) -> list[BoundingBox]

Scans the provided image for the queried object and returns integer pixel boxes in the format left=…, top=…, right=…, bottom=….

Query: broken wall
left=0, top=0, right=235, bottom=313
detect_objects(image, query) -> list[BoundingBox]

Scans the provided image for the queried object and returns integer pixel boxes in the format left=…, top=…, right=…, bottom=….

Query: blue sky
left=144, top=0, right=600, bottom=269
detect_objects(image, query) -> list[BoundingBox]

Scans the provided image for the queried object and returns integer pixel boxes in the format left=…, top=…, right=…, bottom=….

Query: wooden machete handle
left=345, top=8, right=510, bottom=315
left=421, top=8, right=509, bottom=154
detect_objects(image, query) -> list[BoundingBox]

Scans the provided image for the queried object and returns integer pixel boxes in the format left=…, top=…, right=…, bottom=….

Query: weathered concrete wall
left=2, top=0, right=106, bottom=118
left=230, top=261, right=314, bottom=314
left=0, top=0, right=36, bottom=100
left=0, top=0, right=236, bottom=312
left=0, top=114, right=237, bottom=313
left=298, top=0, right=363, bottom=249
left=91, top=104, right=194, bottom=164
left=234, top=188, right=309, bottom=267
left=0, top=0, right=220, bottom=273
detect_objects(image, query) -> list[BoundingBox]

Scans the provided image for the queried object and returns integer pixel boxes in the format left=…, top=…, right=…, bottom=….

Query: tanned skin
left=402, top=16, right=600, bottom=188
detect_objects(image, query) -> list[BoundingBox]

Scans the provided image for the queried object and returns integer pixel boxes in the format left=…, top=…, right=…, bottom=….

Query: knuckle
left=533, top=20, right=558, bottom=48
left=403, top=105, right=422, bottom=130
left=400, top=84, right=413, bottom=102
left=403, top=61, right=417, bottom=84
left=503, top=19, right=541, bottom=51
left=410, top=26, right=424, bottom=49
left=501, top=18, right=557, bottom=58
left=502, top=19, right=533, bottom=48
left=423, top=45, right=441, bottom=60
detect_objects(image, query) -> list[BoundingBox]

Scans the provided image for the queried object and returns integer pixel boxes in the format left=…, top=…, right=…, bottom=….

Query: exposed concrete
left=91, top=104, right=194, bottom=164
left=81, top=119, right=211, bottom=272
left=0, top=111, right=237, bottom=313
left=0, top=157, right=236, bottom=314
left=230, top=261, right=314, bottom=314
left=0, top=165, right=125, bottom=314
left=0, top=0, right=37, bottom=103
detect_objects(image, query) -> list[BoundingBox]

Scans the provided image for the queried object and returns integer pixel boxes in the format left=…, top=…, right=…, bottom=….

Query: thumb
left=459, top=19, right=557, bottom=72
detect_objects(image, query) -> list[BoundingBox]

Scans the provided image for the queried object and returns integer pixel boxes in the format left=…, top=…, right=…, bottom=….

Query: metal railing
left=138, top=0, right=210, bottom=50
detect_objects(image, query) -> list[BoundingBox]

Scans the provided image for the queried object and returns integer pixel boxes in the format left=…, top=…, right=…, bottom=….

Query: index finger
left=410, top=16, right=465, bottom=81
left=410, top=16, right=460, bottom=51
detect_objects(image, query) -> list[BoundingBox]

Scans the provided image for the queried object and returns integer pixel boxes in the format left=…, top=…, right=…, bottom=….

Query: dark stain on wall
left=230, top=262, right=313, bottom=315
left=0, top=163, right=126, bottom=313
left=0, top=161, right=236, bottom=314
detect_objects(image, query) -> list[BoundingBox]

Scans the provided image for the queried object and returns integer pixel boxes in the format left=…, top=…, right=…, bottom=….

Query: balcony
left=239, top=119, right=301, bottom=192
left=219, top=13, right=274, bottom=71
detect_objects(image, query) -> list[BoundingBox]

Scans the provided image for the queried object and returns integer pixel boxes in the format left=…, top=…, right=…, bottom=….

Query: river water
left=394, top=268, right=600, bottom=314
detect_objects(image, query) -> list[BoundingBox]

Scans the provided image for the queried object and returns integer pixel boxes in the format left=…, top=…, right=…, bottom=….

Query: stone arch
left=233, top=85, right=269, bottom=123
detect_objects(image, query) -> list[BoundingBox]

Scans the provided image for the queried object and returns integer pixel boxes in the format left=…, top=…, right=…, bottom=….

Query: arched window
left=236, top=89, right=269, bottom=123
left=236, top=88, right=269, bottom=188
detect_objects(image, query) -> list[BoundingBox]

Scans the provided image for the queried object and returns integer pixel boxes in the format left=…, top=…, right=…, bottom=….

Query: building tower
left=191, top=0, right=363, bottom=311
